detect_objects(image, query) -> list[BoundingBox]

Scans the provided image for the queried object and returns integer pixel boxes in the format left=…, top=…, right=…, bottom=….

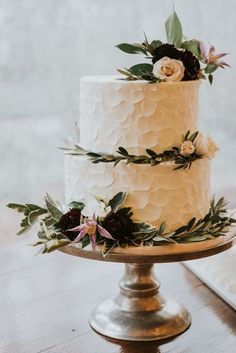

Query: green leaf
left=108, top=192, right=128, bottom=213
left=146, top=148, right=157, bottom=157
left=189, top=131, right=199, bottom=142
left=128, top=63, right=153, bottom=76
left=8, top=202, right=48, bottom=235
left=45, top=194, right=63, bottom=222
left=173, top=166, right=185, bottom=170
left=117, top=69, right=135, bottom=79
left=17, top=220, right=32, bottom=235
left=181, top=40, right=201, bottom=58
left=187, top=217, right=196, bottom=231
left=87, top=152, right=102, bottom=158
left=46, top=239, right=71, bottom=253
left=116, top=43, right=147, bottom=55
left=158, top=221, right=166, bottom=235
left=7, top=203, right=28, bottom=213
left=184, top=130, right=190, bottom=141
left=68, top=201, right=85, bottom=210
left=208, top=74, right=213, bottom=85
left=165, top=11, right=183, bottom=47
left=184, top=235, right=209, bottom=242
left=28, top=209, right=44, bottom=225
left=7, top=203, right=47, bottom=215
left=81, top=235, right=90, bottom=249
left=117, top=147, right=129, bottom=156
left=102, top=241, right=119, bottom=257
left=114, top=159, right=121, bottom=167
left=150, top=40, right=162, bottom=49
left=204, top=63, right=218, bottom=74
left=174, top=225, right=188, bottom=235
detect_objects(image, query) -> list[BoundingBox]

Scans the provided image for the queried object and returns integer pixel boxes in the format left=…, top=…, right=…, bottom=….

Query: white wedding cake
left=8, top=11, right=234, bottom=258
left=65, top=76, right=212, bottom=232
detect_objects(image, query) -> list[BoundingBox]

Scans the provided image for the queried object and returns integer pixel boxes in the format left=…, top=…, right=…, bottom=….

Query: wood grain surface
left=0, top=240, right=235, bottom=353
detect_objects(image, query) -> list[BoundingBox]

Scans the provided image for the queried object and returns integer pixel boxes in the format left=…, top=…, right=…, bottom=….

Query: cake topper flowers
left=116, top=11, right=229, bottom=84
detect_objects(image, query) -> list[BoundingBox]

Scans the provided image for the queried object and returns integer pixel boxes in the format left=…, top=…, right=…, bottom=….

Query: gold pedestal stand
left=59, top=234, right=235, bottom=341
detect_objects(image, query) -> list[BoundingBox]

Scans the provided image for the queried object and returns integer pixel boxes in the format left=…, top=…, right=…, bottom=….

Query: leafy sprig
left=7, top=194, right=69, bottom=253
left=63, top=130, right=203, bottom=170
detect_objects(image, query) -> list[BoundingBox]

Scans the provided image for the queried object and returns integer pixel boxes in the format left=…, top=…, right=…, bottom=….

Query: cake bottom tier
left=65, top=156, right=211, bottom=232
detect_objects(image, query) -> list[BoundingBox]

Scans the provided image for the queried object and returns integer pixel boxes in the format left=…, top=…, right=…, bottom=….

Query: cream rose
left=195, top=133, right=219, bottom=158
left=180, top=140, right=195, bottom=156
left=153, top=56, right=185, bottom=82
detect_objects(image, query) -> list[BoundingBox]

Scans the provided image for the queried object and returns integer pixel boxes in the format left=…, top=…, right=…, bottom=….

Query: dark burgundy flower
left=101, top=208, right=135, bottom=243
left=59, top=209, right=81, bottom=241
left=152, top=43, right=200, bottom=81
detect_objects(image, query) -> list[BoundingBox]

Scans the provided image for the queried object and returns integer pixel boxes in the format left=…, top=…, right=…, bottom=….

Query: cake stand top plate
left=59, top=232, right=236, bottom=264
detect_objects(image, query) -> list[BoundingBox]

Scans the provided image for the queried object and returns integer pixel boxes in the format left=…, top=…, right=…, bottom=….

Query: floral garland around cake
left=63, top=131, right=218, bottom=170
left=116, top=11, right=229, bottom=84
left=8, top=192, right=236, bottom=256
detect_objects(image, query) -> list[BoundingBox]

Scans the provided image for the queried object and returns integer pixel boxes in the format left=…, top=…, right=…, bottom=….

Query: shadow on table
left=102, top=335, right=176, bottom=353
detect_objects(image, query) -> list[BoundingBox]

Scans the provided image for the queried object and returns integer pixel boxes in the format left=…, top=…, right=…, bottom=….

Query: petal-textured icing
left=79, top=76, right=200, bottom=154
left=65, top=76, right=211, bottom=233
left=65, top=156, right=210, bottom=232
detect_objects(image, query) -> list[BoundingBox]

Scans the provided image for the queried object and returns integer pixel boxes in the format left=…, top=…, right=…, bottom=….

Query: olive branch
left=62, top=130, right=202, bottom=170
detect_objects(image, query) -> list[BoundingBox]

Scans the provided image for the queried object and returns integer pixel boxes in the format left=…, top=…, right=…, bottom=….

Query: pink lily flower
left=200, top=42, right=230, bottom=68
left=69, top=214, right=114, bottom=250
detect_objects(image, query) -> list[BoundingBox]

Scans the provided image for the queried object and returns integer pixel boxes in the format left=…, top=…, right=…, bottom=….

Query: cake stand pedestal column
left=59, top=234, right=235, bottom=341
left=89, top=263, right=190, bottom=341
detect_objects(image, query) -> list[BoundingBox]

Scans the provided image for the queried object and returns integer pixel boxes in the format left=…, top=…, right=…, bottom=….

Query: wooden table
left=1, top=240, right=236, bottom=353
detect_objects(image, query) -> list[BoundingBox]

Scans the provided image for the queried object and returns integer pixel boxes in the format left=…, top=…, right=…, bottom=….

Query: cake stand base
left=89, top=263, right=191, bottom=341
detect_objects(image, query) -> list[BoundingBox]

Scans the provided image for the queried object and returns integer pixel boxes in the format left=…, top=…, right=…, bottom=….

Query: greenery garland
left=63, top=131, right=203, bottom=171
left=7, top=192, right=236, bottom=257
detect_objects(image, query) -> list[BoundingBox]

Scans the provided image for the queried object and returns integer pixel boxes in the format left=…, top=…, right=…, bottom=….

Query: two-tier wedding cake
left=8, top=11, right=235, bottom=257
left=65, top=77, right=211, bottom=232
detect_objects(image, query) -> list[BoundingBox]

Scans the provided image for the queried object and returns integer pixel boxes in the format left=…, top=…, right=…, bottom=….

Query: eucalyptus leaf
left=181, top=39, right=201, bottom=58
left=128, top=63, right=153, bottom=76
left=165, top=11, right=182, bottom=47
left=208, top=74, right=213, bottom=85
left=116, top=43, right=147, bottom=55
left=158, top=221, right=166, bottom=235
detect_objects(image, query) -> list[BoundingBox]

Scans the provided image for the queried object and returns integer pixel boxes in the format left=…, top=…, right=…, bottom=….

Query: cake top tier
left=79, top=76, right=200, bottom=154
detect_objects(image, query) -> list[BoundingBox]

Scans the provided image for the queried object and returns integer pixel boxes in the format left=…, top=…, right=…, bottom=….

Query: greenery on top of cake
left=116, top=11, right=229, bottom=84
left=7, top=192, right=236, bottom=257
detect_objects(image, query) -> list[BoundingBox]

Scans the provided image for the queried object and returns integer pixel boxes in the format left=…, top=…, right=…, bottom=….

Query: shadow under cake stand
left=59, top=233, right=236, bottom=341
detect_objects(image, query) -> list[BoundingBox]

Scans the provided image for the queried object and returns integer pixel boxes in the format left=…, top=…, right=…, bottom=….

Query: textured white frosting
left=65, top=156, right=210, bottom=232
left=65, top=76, right=211, bottom=233
left=79, top=76, right=200, bottom=154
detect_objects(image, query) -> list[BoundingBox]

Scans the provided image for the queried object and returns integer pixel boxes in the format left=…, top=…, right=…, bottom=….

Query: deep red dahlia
left=59, top=208, right=81, bottom=241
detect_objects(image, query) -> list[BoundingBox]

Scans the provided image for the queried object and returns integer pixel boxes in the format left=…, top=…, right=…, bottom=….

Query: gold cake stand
left=59, top=233, right=236, bottom=342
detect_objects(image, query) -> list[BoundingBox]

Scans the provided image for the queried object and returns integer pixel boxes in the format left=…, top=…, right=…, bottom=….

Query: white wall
left=0, top=0, right=235, bottom=240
